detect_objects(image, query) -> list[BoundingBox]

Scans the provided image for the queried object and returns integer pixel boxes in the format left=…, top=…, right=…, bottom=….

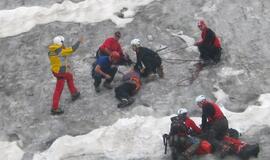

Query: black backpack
left=169, top=116, right=188, bottom=136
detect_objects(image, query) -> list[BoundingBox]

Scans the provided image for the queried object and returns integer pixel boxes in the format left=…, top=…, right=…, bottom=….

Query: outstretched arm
left=95, top=65, right=111, bottom=79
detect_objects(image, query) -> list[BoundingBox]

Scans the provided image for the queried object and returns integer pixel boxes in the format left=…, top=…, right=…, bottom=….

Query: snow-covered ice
left=0, top=0, right=155, bottom=38
left=32, top=93, right=270, bottom=160
left=1, top=0, right=270, bottom=159
left=0, top=141, right=24, bottom=160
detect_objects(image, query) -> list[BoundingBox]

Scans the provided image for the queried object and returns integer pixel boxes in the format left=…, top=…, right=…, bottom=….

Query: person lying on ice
left=130, top=38, right=164, bottom=81
left=164, top=109, right=260, bottom=160
left=96, top=31, right=132, bottom=65
left=48, top=35, right=83, bottom=115
left=114, top=68, right=141, bottom=108
left=194, top=20, right=222, bottom=67
left=195, top=95, right=229, bottom=152
left=166, top=108, right=211, bottom=160
left=91, top=51, right=121, bottom=93
left=219, top=129, right=260, bottom=159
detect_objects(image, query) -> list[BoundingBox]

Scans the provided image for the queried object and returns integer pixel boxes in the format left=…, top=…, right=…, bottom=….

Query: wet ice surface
left=1, top=0, right=270, bottom=159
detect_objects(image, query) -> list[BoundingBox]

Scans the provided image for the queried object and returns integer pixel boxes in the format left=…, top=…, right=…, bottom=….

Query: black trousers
left=238, top=144, right=260, bottom=159
left=142, top=57, right=162, bottom=77
left=115, top=82, right=136, bottom=100
left=204, top=117, right=228, bottom=151
left=198, top=45, right=221, bottom=63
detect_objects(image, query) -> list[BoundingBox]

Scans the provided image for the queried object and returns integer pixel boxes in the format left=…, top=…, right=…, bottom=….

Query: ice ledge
left=0, top=0, right=155, bottom=38
left=33, top=93, right=270, bottom=160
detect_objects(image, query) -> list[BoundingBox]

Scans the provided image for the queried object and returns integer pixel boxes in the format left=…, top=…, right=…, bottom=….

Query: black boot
left=103, top=82, right=113, bottom=89
left=239, top=144, right=260, bottom=159
left=94, top=85, right=101, bottom=93
left=157, top=65, right=164, bottom=78
left=51, top=108, right=64, bottom=115
left=117, top=97, right=135, bottom=108
left=71, top=92, right=80, bottom=101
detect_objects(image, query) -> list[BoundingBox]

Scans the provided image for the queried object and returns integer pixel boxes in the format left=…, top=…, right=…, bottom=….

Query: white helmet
left=177, top=108, right=188, bottom=116
left=131, top=38, right=141, bottom=47
left=195, top=95, right=206, bottom=104
left=53, top=35, right=65, bottom=46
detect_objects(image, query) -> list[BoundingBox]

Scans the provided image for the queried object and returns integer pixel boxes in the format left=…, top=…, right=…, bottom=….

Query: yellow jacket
left=48, top=44, right=74, bottom=73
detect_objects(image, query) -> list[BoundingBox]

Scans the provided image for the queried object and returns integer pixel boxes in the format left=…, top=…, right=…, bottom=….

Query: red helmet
left=110, top=51, right=121, bottom=61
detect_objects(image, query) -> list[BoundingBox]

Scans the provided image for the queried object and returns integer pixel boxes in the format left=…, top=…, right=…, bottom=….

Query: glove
left=140, top=68, right=145, bottom=73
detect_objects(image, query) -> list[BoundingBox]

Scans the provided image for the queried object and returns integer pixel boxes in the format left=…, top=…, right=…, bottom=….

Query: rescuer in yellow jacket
left=48, top=35, right=83, bottom=115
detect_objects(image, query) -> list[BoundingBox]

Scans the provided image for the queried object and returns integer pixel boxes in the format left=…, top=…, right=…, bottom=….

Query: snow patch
left=0, top=141, right=24, bottom=160
left=212, top=85, right=230, bottom=107
left=33, top=93, right=270, bottom=159
left=170, top=31, right=199, bottom=54
left=218, top=67, right=245, bottom=77
left=0, top=0, right=155, bottom=38
left=214, top=91, right=270, bottom=133
left=33, top=116, right=170, bottom=160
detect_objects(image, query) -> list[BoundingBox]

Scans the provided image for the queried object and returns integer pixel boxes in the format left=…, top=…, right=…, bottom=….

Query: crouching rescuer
left=163, top=108, right=212, bottom=160
left=130, top=38, right=164, bottom=80
left=91, top=51, right=120, bottom=92
left=114, top=68, right=141, bottom=108
left=48, top=35, right=83, bottom=115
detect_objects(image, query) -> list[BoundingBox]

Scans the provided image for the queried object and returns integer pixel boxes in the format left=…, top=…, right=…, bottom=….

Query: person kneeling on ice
left=195, top=95, right=228, bottom=152
left=130, top=38, right=164, bottom=80
left=194, top=20, right=222, bottom=67
left=96, top=31, right=132, bottom=65
left=91, top=51, right=120, bottom=92
left=163, top=108, right=212, bottom=160
left=114, top=68, right=141, bottom=108
left=48, top=35, right=83, bottom=115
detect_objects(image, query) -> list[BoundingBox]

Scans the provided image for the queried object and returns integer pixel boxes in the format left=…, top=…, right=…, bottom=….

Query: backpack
left=169, top=116, right=188, bottom=136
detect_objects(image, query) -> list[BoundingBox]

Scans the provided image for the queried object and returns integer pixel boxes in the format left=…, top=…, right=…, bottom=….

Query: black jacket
left=134, top=47, right=161, bottom=71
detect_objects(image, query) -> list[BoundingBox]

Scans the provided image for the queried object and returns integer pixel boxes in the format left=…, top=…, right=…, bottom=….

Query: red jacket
left=223, top=136, right=247, bottom=153
left=198, top=28, right=221, bottom=48
left=207, top=101, right=224, bottom=122
left=185, top=117, right=202, bottom=134
left=99, top=37, right=123, bottom=57
left=176, top=117, right=201, bottom=136
left=201, top=100, right=224, bottom=129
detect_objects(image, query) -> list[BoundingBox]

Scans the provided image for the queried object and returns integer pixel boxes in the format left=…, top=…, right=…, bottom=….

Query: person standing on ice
left=194, top=20, right=222, bottom=66
left=195, top=95, right=228, bottom=151
left=96, top=31, right=132, bottom=65
left=130, top=38, right=164, bottom=80
left=48, top=35, right=84, bottom=115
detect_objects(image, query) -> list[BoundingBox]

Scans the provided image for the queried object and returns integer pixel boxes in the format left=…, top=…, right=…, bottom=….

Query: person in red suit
left=195, top=95, right=228, bottom=152
left=194, top=20, right=222, bottom=65
left=168, top=108, right=209, bottom=160
left=96, top=31, right=132, bottom=65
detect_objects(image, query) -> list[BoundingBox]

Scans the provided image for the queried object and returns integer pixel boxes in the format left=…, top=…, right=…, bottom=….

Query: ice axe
left=163, top=134, right=169, bottom=154
left=155, top=46, right=168, bottom=53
